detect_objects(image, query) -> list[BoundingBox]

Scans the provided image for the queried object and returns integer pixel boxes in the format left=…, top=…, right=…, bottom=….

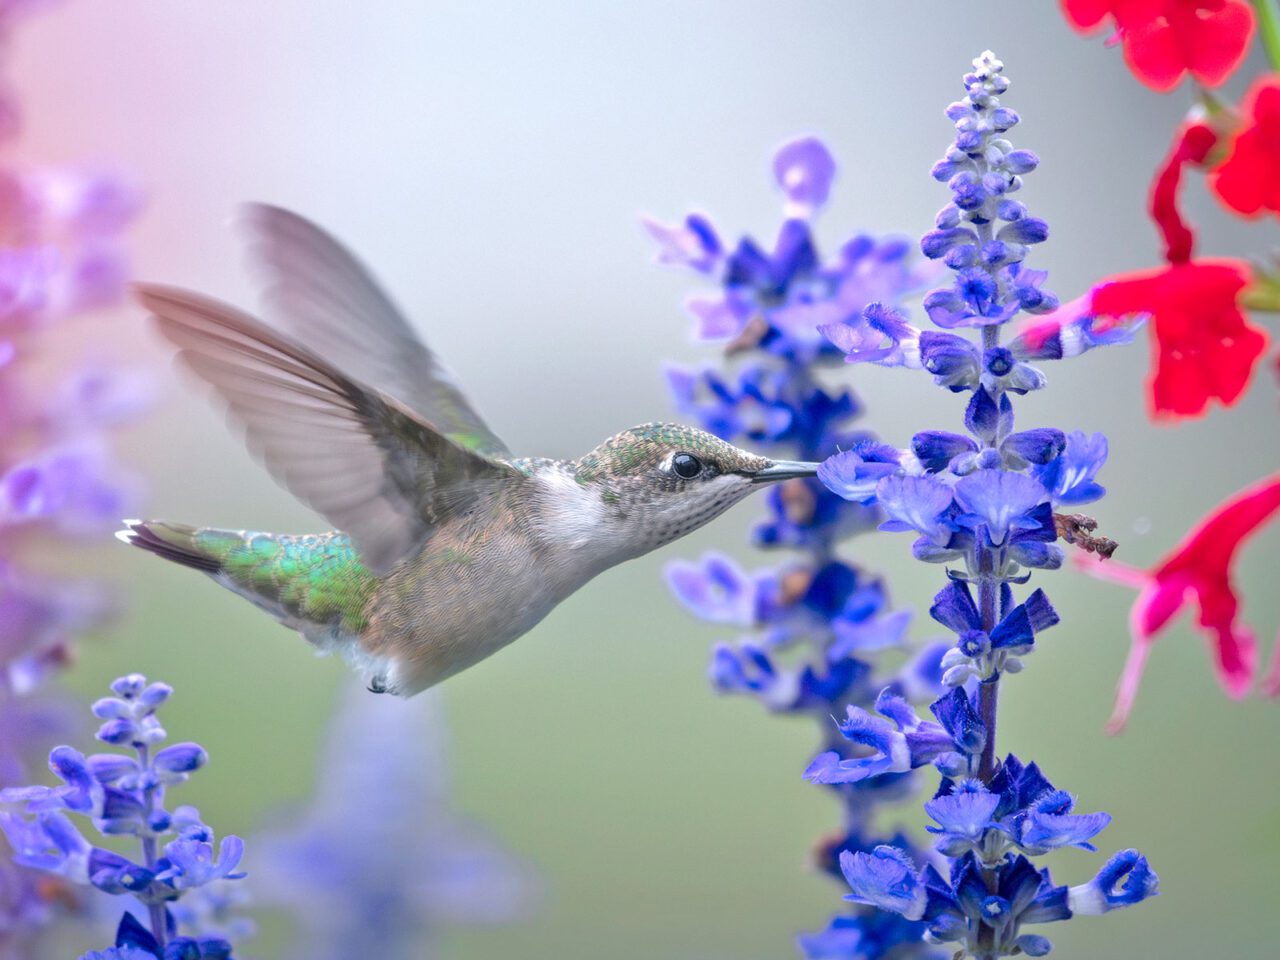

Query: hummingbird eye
left=671, top=452, right=703, bottom=480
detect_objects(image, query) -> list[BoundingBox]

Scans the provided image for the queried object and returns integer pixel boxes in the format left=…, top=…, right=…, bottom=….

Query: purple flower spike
left=773, top=136, right=837, bottom=217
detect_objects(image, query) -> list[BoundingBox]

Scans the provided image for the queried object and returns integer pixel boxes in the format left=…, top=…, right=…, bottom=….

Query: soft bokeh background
left=11, top=2, right=1279, bottom=957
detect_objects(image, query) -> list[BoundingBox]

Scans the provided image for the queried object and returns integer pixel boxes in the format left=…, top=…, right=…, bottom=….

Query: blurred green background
left=14, top=2, right=1280, bottom=957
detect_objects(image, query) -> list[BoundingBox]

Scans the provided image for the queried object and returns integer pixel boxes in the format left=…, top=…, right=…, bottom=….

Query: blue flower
left=820, top=302, right=924, bottom=369
left=79, top=948, right=156, bottom=960
left=641, top=212, right=722, bottom=274
left=808, top=52, right=1156, bottom=956
left=649, top=139, right=928, bottom=360
left=1032, top=430, right=1107, bottom=505
left=157, top=829, right=246, bottom=890
left=1067, top=849, right=1159, bottom=915
left=250, top=687, right=531, bottom=960
left=876, top=475, right=955, bottom=545
left=953, top=469, right=1049, bottom=546
left=94, top=910, right=236, bottom=960
left=839, top=846, right=927, bottom=919
left=817, top=448, right=903, bottom=505
left=0, top=809, right=90, bottom=879
left=797, top=908, right=936, bottom=960
left=0, top=675, right=249, bottom=946
left=1017, top=790, right=1112, bottom=854
left=930, top=581, right=1059, bottom=684
left=665, top=552, right=767, bottom=627
left=773, top=136, right=837, bottom=217
left=805, top=690, right=958, bottom=785
left=87, top=848, right=155, bottom=896
left=924, top=780, right=1000, bottom=856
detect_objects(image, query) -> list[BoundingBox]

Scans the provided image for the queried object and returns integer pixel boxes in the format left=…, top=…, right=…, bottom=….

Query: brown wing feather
left=135, top=283, right=520, bottom=575
left=238, top=204, right=511, bottom=457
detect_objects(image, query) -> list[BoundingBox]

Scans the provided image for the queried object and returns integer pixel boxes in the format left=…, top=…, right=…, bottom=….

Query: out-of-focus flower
left=0, top=5, right=147, bottom=958
left=1059, top=0, right=1256, bottom=91
left=251, top=685, right=533, bottom=960
left=1210, top=75, right=1280, bottom=219
left=1072, top=117, right=1270, bottom=419
left=655, top=136, right=946, bottom=958
left=646, top=136, right=929, bottom=362
left=1082, top=474, right=1280, bottom=731
left=0, top=675, right=246, bottom=957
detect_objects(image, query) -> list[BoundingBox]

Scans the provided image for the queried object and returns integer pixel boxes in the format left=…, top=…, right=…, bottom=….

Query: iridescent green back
left=198, top=528, right=377, bottom=634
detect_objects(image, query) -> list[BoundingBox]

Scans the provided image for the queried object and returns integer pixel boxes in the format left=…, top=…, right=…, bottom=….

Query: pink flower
left=1081, top=475, right=1280, bottom=731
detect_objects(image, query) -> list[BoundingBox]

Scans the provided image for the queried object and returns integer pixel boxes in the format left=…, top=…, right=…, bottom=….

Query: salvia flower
left=656, top=137, right=947, bottom=958
left=814, top=53, right=1158, bottom=957
left=0, top=675, right=246, bottom=958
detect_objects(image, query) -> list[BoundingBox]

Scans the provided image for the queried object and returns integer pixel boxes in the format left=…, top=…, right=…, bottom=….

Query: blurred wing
left=239, top=203, right=511, bottom=458
left=137, top=283, right=521, bottom=575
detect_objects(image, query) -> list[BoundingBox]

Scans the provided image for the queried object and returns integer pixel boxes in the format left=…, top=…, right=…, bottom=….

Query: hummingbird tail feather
left=116, top=520, right=223, bottom=574
left=118, top=520, right=378, bottom=641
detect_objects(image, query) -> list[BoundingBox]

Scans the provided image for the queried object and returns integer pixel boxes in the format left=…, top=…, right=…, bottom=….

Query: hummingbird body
left=121, top=208, right=817, bottom=696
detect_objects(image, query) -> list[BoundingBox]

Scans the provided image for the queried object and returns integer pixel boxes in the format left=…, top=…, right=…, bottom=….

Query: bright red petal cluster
left=1060, top=0, right=1256, bottom=91
left=1210, top=76, right=1280, bottom=218
left=1083, top=475, right=1280, bottom=731
left=1091, top=260, right=1268, bottom=418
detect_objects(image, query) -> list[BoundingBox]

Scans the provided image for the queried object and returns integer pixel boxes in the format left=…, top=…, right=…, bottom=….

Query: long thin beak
left=750, top=460, right=821, bottom=483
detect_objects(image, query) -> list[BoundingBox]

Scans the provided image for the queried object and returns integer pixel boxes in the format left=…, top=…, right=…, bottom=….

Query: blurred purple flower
left=0, top=7, right=147, bottom=958
left=773, top=136, right=836, bottom=218
left=646, top=136, right=932, bottom=360
left=251, top=685, right=534, bottom=960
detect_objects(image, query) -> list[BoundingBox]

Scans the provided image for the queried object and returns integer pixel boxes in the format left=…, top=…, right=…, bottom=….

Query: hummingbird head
left=563, top=422, right=819, bottom=557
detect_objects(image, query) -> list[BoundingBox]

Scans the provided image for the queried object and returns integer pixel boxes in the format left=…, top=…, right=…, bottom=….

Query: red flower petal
left=1210, top=76, right=1280, bottom=218
left=1090, top=259, right=1267, bottom=418
left=1063, top=0, right=1255, bottom=91
left=1061, top=0, right=1119, bottom=29
left=1177, top=0, right=1257, bottom=87
left=1149, top=121, right=1217, bottom=263
left=1082, top=475, right=1280, bottom=730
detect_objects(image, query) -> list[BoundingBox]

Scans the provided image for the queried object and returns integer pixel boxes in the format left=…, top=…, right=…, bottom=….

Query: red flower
left=1210, top=75, right=1280, bottom=218
left=1061, top=0, right=1256, bottom=91
left=1082, top=475, right=1280, bottom=732
left=1149, top=120, right=1218, bottom=264
left=1091, top=259, right=1267, bottom=418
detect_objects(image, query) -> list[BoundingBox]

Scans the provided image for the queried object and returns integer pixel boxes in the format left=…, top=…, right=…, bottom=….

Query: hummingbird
left=119, top=205, right=820, bottom=697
